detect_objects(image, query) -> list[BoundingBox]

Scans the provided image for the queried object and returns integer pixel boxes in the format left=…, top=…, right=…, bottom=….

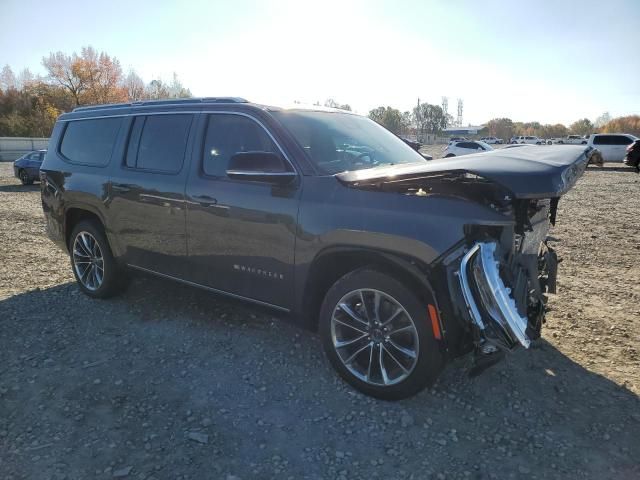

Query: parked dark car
left=399, top=137, right=432, bottom=160
left=624, top=139, right=640, bottom=172
left=13, top=150, right=46, bottom=185
left=40, top=98, right=595, bottom=399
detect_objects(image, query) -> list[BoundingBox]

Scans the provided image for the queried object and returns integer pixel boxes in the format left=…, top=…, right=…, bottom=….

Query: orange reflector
left=428, top=304, right=442, bottom=340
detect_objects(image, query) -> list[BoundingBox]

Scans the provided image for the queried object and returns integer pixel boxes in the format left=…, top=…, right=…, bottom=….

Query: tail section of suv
left=41, top=98, right=594, bottom=399
left=587, top=133, right=638, bottom=162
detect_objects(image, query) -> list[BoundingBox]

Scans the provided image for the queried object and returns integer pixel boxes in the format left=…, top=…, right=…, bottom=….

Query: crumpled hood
left=336, top=145, right=592, bottom=199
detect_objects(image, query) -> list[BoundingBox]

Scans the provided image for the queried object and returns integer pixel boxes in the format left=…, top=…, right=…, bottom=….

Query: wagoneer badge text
left=233, top=264, right=284, bottom=280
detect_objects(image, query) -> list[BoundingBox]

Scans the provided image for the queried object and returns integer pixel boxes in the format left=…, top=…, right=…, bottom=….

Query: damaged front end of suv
left=337, top=145, right=593, bottom=375
left=447, top=196, right=561, bottom=373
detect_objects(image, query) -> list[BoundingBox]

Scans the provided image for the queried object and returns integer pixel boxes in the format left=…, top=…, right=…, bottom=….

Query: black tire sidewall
left=19, top=170, right=32, bottom=185
left=319, top=269, right=445, bottom=400
left=69, top=220, right=122, bottom=298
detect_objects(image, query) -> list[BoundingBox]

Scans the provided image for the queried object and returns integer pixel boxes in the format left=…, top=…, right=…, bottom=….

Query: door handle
left=193, top=194, right=218, bottom=206
left=112, top=184, right=131, bottom=193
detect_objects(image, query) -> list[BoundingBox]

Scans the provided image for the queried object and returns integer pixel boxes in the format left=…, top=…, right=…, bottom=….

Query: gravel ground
left=1, top=156, right=639, bottom=480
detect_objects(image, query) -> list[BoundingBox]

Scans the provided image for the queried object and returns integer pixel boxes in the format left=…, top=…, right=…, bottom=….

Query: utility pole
left=457, top=98, right=464, bottom=127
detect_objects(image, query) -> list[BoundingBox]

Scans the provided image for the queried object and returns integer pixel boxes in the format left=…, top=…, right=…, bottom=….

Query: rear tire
left=319, top=268, right=445, bottom=400
left=69, top=220, right=126, bottom=298
left=19, top=170, right=33, bottom=185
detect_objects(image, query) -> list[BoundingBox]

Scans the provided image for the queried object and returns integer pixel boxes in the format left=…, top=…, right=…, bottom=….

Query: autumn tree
left=570, top=118, right=594, bottom=136
left=485, top=118, right=515, bottom=141
left=401, top=111, right=413, bottom=136
left=369, top=106, right=404, bottom=134
left=413, top=103, right=447, bottom=139
left=543, top=123, right=568, bottom=138
left=42, top=46, right=127, bottom=106
left=599, top=115, right=640, bottom=136
left=2, top=47, right=194, bottom=137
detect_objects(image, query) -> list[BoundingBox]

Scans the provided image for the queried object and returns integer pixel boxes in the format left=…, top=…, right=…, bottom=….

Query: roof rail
left=72, top=97, right=249, bottom=112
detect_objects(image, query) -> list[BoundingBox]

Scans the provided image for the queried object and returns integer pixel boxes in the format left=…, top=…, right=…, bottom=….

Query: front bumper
left=458, top=241, right=532, bottom=351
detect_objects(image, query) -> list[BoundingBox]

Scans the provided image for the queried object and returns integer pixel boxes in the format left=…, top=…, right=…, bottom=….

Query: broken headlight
left=458, top=241, right=531, bottom=351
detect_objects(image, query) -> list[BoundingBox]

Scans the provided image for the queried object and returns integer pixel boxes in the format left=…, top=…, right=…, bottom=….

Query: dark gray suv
left=40, top=97, right=594, bottom=399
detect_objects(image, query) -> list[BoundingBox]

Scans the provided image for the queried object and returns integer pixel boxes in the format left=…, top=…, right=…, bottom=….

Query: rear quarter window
left=60, top=117, right=123, bottom=166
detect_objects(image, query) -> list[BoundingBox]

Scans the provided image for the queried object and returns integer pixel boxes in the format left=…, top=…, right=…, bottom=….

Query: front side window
left=202, top=114, right=279, bottom=177
left=125, top=114, right=193, bottom=173
left=273, top=110, right=426, bottom=175
left=60, top=117, right=123, bottom=166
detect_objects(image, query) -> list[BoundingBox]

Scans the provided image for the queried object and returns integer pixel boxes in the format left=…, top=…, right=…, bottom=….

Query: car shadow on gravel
left=1, top=279, right=639, bottom=479
left=0, top=183, right=40, bottom=193
left=587, top=165, right=635, bottom=173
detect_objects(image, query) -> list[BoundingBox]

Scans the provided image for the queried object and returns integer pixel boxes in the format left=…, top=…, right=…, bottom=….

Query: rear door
left=184, top=112, right=300, bottom=309
left=592, top=135, right=636, bottom=162
left=609, top=135, right=634, bottom=162
left=108, top=112, right=197, bottom=277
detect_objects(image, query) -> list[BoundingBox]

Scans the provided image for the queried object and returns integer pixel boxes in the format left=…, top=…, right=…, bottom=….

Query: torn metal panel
left=336, top=145, right=591, bottom=199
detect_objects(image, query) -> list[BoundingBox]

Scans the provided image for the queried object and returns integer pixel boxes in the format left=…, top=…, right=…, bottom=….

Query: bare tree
left=124, top=70, right=146, bottom=101
left=0, top=65, right=17, bottom=91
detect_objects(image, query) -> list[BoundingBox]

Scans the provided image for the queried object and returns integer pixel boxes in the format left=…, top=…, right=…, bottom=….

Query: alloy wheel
left=330, top=289, right=419, bottom=386
left=72, top=231, right=104, bottom=291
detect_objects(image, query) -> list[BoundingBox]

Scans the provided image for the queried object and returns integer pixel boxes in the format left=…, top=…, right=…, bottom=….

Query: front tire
left=444, top=153, right=455, bottom=158
left=69, top=220, right=125, bottom=298
left=319, top=269, right=445, bottom=400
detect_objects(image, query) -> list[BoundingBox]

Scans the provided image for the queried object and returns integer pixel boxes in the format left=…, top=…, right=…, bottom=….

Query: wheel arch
left=64, top=206, right=107, bottom=251
left=300, top=247, right=440, bottom=331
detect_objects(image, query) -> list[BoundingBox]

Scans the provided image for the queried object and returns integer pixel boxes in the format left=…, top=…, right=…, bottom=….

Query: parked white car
left=444, top=140, right=494, bottom=157
left=587, top=133, right=638, bottom=162
left=512, top=136, right=544, bottom=145
left=557, top=135, right=588, bottom=145
left=479, top=136, right=503, bottom=144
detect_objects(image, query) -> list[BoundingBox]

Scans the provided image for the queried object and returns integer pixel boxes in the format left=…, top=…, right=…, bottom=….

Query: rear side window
left=593, top=135, right=632, bottom=145
left=60, top=118, right=122, bottom=166
left=202, top=114, right=278, bottom=177
left=125, top=114, right=193, bottom=173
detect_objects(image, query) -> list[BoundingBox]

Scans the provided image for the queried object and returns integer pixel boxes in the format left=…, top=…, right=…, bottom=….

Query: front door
left=184, top=112, right=300, bottom=309
left=108, top=113, right=197, bottom=277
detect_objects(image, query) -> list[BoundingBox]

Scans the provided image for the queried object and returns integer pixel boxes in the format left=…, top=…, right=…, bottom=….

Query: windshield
left=272, top=110, right=427, bottom=174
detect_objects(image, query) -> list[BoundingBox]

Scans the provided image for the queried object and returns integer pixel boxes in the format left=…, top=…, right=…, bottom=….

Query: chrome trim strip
left=58, top=111, right=202, bottom=122
left=126, top=264, right=290, bottom=313
left=458, top=244, right=485, bottom=330
left=478, top=243, right=530, bottom=348
left=226, top=170, right=297, bottom=177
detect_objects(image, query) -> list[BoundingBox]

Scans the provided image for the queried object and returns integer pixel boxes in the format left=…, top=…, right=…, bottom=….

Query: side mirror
left=226, top=151, right=296, bottom=184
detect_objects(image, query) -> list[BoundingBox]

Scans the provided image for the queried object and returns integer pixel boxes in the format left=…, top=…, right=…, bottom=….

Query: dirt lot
left=1, top=156, right=639, bottom=480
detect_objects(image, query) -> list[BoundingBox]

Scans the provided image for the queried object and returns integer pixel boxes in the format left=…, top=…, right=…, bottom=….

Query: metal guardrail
left=0, top=137, right=49, bottom=161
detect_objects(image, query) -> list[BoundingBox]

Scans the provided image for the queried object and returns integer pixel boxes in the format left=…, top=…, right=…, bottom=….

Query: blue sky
left=1, top=0, right=639, bottom=125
